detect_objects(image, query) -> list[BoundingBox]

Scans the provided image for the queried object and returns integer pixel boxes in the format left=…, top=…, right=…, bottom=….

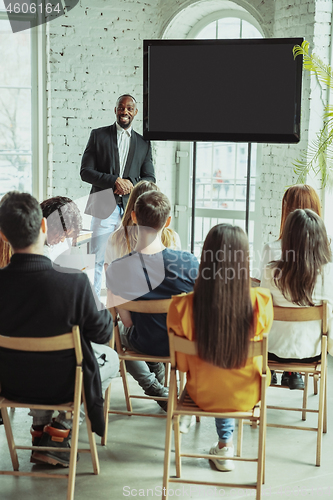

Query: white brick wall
left=259, top=0, right=332, bottom=245
left=46, top=0, right=331, bottom=247
left=46, top=0, right=162, bottom=201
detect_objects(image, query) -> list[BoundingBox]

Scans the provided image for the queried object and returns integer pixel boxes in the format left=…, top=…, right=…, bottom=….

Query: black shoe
left=30, top=425, right=44, bottom=464
left=31, top=422, right=75, bottom=467
left=144, top=381, right=169, bottom=412
left=270, top=370, right=277, bottom=385
left=147, top=362, right=165, bottom=385
left=281, top=371, right=304, bottom=390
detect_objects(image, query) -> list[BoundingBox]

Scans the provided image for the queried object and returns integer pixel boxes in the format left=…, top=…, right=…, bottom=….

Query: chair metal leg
left=302, top=373, right=309, bottom=421
left=313, top=374, right=319, bottom=395
left=67, top=368, right=83, bottom=500
left=120, top=360, right=133, bottom=413
left=316, top=364, right=326, bottom=466
left=1, top=406, right=19, bottom=471
left=101, top=383, right=111, bottom=446
left=164, top=363, right=170, bottom=387
left=82, top=387, right=100, bottom=475
left=236, top=419, right=243, bottom=457
left=162, top=373, right=177, bottom=500
left=174, top=415, right=181, bottom=478
left=323, top=372, right=327, bottom=434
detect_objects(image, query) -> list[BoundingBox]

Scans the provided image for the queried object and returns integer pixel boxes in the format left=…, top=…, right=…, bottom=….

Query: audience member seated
left=0, top=192, right=119, bottom=467
left=106, top=190, right=198, bottom=411
left=104, top=180, right=180, bottom=267
left=261, top=209, right=333, bottom=389
left=41, top=196, right=82, bottom=259
left=167, top=223, right=273, bottom=471
left=259, top=185, right=323, bottom=388
left=259, top=184, right=322, bottom=280
left=41, top=194, right=117, bottom=402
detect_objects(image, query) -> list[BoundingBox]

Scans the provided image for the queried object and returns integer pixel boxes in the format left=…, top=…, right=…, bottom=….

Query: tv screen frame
left=143, top=38, right=303, bottom=143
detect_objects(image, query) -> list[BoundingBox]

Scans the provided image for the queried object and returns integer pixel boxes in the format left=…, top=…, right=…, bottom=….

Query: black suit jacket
left=0, top=254, right=113, bottom=437
left=80, top=123, right=156, bottom=219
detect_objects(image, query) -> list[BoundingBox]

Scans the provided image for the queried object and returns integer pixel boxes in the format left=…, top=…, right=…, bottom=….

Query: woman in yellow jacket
left=167, top=224, right=273, bottom=472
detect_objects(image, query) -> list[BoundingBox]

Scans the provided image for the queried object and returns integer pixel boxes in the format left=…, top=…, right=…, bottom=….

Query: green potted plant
left=293, top=41, right=333, bottom=187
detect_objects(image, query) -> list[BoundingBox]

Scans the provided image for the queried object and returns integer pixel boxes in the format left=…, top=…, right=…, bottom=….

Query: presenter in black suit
left=80, top=94, right=156, bottom=296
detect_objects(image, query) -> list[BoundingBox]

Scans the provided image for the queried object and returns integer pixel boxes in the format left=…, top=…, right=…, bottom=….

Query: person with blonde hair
left=104, top=180, right=180, bottom=267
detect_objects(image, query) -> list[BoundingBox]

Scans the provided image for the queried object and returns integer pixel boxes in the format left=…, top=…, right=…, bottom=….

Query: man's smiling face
left=115, top=96, right=138, bottom=129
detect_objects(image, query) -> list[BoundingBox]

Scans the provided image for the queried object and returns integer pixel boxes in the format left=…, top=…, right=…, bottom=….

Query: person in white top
left=259, top=185, right=322, bottom=282
left=261, top=209, right=333, bottom=389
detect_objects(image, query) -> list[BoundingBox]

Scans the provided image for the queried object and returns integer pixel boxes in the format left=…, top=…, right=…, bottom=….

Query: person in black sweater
left=0, top=191, right=119, bottom=467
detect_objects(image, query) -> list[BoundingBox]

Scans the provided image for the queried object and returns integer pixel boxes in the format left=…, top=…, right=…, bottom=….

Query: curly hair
left=0, top=238, right=11, bottom=268
left=40, top=196, right=82, bottom=246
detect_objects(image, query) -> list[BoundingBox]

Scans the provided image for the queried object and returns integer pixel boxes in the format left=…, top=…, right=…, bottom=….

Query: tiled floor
left=1, top=357, right=333, bottom=500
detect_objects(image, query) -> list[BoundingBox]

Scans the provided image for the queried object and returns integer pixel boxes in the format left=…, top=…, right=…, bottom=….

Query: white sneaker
left=179, top=415, right=196, bottom=434
left=209, top=442, right=235, bottom=471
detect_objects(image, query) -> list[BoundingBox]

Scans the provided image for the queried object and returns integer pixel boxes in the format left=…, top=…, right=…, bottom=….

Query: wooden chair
left=162, top=330, right=268, bottom=500
left=102, top=298, right=174, bottom=446
left=267, top=302, right=328, bottom=466
left=0, top=327, right=99, bottom=500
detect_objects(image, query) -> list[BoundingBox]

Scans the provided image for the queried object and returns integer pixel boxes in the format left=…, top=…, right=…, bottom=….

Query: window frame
left=174, top=11, right=264, bottom=273
left=0, top=7, right=46, bottom=200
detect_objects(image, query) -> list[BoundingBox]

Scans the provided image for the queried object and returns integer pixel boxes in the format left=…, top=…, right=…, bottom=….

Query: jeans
left=119, top=323, right=158, bottom=390
left=29, top=343, right=119, bottom=429
left=90, top=204, right=123, bottom=297
left=215, top=418, right=235, bottom=444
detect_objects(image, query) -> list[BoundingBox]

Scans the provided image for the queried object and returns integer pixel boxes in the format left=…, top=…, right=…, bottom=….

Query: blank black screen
left=144, top=38, right=303, bottom=143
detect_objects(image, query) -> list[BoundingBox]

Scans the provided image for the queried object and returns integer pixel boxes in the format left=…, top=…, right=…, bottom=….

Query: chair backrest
left=113, top=298, right=172, bottom=314
left=108, top=299, right=173, bottom=352
left=273, top=302, right=328, bottom=335
left=168, top=328, right=268, bottom=373
left=0, top=326, right=82, bottom=365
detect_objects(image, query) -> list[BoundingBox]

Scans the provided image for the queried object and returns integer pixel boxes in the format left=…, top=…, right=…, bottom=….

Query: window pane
left=194, top=143, right=257, bottom=211
left=242, top=20, right=262, bottom=39
left=191, top=216, right=254, bottom=265
left=217, top=18, right=241, bottom=39
left=0, top=19, right=31, bottom=86
left=196, top=21, right=216, bottom=39
left=0, top=17, right=32, bottom=197
left=0, top=88, right=31, bottom=150
left=0, top=154, right=32, bottom=197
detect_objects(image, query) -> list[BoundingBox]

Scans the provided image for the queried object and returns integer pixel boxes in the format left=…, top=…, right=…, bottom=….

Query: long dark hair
left=274, top=209, right=331, bottom=306
left=193, top=224, right=253, bottom=369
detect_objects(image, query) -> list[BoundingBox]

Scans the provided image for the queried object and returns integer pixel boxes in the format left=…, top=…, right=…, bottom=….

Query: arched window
left=175, top=11, right=263, bottom=275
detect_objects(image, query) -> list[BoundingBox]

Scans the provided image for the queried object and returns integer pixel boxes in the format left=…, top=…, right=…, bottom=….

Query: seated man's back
left=0, top=254, right=111, bottom=404
left=0, top=191, right=117, bottom=443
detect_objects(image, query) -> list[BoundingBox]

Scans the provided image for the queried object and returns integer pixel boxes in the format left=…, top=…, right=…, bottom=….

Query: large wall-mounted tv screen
left=143, top=38, right=303, bottom=143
